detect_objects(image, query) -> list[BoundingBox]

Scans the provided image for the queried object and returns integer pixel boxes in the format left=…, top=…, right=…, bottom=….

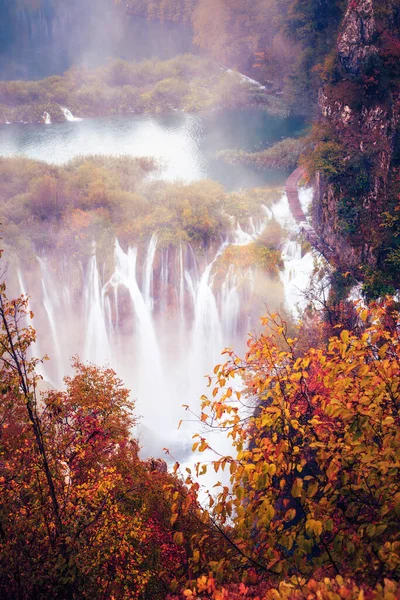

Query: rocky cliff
left=312, top=0, right=400, bottom=295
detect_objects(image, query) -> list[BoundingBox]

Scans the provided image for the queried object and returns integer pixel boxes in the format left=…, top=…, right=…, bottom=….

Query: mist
left=0, top=0, right=313, bottom=462
left=0, top=0, right=193, bottom=80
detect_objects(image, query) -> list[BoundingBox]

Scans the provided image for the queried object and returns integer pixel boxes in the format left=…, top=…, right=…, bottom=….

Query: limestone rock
left=338, top=0, right=377, bottom=74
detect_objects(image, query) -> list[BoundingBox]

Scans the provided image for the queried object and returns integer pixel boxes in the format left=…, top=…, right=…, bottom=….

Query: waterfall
left=179, top=243, right=185, bottom=326
left=106, top=241, right=176, bottom=432
left=190, top=246, right=226, bottom=381
left=143, top=233, right=158, bottom=310
left=61, top=107, right=83, bottom=122
left=19, top=189, right=316, bottom=457
left=220, top=265, right=241, bottom=340
left=37, top=258, right=64, bottom=383
left=110, top=243, right=161, bottom=358
left=234, top=222, right=254, bottom=245
left=268, top=191, right=315, bottom=313
left=43, top=112, right=51, bottom=124
left=83, top=255, right=111, bottom=366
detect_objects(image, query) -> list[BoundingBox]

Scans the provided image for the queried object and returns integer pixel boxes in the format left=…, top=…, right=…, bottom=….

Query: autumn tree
left=0, top=277, right=204, bottom=599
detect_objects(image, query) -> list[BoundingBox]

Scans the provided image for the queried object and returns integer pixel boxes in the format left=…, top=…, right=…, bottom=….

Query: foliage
left=0, top=156, right=282, bottom=264
left=182, top=302, right=400, bottom=586
left=216, top=242, right=283, bottom=278
left=0, top=280, right=205, bottom=599
left=0, top=55, right=271, bottom=123
left=218, top=138, right=307, bottom=171
left=168, top=575, right=399, bottom=599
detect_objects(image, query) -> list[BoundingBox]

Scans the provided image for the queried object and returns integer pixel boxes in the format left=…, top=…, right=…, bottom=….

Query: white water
left=43, top=112, right=51, bottom=125
left=16, top=187, right=315, bottom=464
left=273, top=188, right=316, bottom=313
left=61, top=107, right=83, bottom=122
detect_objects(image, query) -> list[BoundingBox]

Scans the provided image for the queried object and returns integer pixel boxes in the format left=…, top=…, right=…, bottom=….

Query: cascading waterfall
left=38, top=258, right=64, bottom=383
left=61, top=107, right=83, bottom=122
left=190, top=256, right=224, bottom=383
left=16, top=192, right=315, bottom=458
left=43, top=111, right=51, bottom=124
left=83, top=255, right=111, bottom=366
left=17, top=270, right=46, bottom=380
left=272, top=189, right=315, bottom=312
left=142, top=233, right=158, bottom=310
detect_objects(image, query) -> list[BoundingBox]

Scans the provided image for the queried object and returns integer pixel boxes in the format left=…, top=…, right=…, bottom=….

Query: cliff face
left=313, top=0, right=400, bottom=289
left=337, top=0, right=377, bottom=74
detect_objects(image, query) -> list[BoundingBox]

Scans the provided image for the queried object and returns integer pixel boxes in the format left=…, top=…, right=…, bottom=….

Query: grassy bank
left=0, top=155, right=284, bottom=274
left=218, top=137, right=307, bottom=171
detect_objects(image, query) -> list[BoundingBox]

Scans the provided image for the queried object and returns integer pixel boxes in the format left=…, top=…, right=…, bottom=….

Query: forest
left=0, top=0, right=399, bottom=599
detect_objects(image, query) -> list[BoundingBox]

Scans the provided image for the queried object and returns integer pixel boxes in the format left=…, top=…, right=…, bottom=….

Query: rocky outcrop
left=313, top=0, right=400, bottom=278
left=337, top=0, right=377, bottom=74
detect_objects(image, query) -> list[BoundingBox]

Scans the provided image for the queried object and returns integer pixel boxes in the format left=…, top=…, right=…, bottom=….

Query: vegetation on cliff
left=302, top=0, right=400, bottom=299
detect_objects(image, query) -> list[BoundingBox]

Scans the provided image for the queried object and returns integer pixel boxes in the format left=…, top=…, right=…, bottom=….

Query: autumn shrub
left=183, top=302, right=400, bottom=585
left=168, top=575, right=399, bottom=599
left=218, top=138, right=306, bottom=171
left=0, top=54, right=270, bottom=123
left=0, top=156, right=282, bottom=264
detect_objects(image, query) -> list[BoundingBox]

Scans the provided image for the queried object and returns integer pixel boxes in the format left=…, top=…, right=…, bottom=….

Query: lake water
left=0, top=108, right=304, bottom=189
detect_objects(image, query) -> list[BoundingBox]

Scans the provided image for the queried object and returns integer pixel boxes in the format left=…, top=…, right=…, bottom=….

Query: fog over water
left=0, top=6, right=194, bottom=80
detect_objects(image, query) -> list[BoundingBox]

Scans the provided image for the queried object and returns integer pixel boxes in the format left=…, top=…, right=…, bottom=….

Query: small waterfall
left=190, top=247, right=226, bottom=378
left=17, top=269, right=48, bottom=381
left=220, top=265, right=241, bottom=340
left=108, top=241, right=167, bottom=429
left=178, top=243, right=185, bottom=325
left=83, top=255, right=111, bottom=366
left=43, top=112, right=51, bottom=124
left=61, top=107, right=83, bottom=122
left=280, top=238, right=314, bottom=312
left=143, top=233, right=158, bottom=310
left=234, top=222, right=254, bottom=245
left=160, top=246, right=169, bottom=312
left=37, top=258, right=64, bottom=383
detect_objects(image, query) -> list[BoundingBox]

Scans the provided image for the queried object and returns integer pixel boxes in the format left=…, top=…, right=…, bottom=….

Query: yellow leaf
left=291, top=478, right=303, bottom=498
left=173, top=531, right=184, bottom=545
left=341, top=330, right=349, bottom=344
left=306, top=519, right=323, bottom=538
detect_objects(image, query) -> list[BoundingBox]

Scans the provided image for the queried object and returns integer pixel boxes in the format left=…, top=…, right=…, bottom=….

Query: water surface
left=0, top=109, right=305, bottom=189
